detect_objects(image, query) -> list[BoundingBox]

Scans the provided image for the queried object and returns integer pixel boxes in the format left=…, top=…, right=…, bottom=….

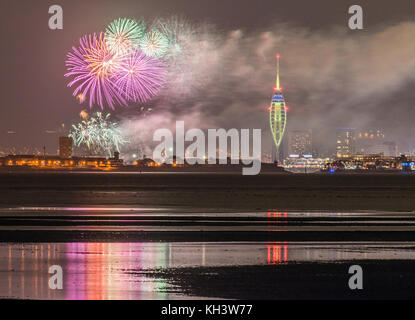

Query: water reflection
left=2, top=241, right=415, bottom=299
left=267, top=211, right=288, bottom=232
left=1, top=244, right=59, bottom=299
left=64, top=243, right=170, bottom=300
left=267, top=242, right=288, bottom=265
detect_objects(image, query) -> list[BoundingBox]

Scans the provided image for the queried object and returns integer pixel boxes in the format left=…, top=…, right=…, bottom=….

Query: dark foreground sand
left=1, top=171, right=415, bottom=211
left=144, top=260, right=415, bottom=299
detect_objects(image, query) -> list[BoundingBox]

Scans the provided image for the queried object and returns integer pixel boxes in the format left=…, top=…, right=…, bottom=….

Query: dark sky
left=1, top=0, right=415, bottom=155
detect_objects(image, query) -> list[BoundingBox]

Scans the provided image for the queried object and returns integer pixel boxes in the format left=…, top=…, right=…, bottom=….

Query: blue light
left=329, top=168, right=335, bottom=173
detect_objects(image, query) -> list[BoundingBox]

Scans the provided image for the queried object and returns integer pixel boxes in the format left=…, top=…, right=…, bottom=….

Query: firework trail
left=65, top=33, right=127, bottom=110
left=114, top=50, right=166, bottom=103
left=139, top=29, right=170, bottom=58
left=105, top=18, right=145, bottom=55
left=69, top=112, right=127, bottom=156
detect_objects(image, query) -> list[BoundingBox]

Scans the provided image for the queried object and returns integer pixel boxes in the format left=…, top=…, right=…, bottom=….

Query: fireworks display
left=114, top=50, right=166, bottom=103
left=65, top=33, right=127, bottom=110
left=152, top=16, right=194, bottom=59
left=105, top=18, right=145, bottom=55
left=69, top=112, right=127, bottom=156
left=65, top=18, right=173, bottom=110
left=138, top=29, right=169, bottom=58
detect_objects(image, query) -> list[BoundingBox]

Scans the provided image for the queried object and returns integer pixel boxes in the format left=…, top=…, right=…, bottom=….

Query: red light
left=276, top=54, right=280, bottom=59
left=285, top=106, right=290, bottom=111
left=267, top=106, right=271, bottom=111
left=273, top=86, right=277, bottom=90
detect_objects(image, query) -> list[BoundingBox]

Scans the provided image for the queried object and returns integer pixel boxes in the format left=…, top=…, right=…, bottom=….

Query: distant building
left=59, top=137, right=73, bottom=159
left=0, top=154, right=120, bottom=169
left=336, top=128, right=355, bottom=158
left=367, top=141, right=398, bottom=157
left=325, top=152, right=414, bottom=171
left=354, top=130, right=398, bottom=157
left=355, top=129, right=385, bottom=154
left=287, top=130, right=312, bottom=157
left=284, top=155, right=331, bottom=172
left=135, top=158, right=157, bottom=167
left=108, top=151, right=124, bottom=167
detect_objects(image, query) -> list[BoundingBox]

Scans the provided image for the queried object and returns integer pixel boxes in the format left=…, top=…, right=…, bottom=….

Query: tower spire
left=275, top=54, right=280, bottom=91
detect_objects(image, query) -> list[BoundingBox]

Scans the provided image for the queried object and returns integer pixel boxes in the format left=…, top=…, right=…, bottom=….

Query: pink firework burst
left=65, top=33, right=127, bottom=110
left=113, top=50, right=166, bottom=103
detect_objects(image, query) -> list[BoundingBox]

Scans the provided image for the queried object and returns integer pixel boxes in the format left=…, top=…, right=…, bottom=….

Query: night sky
left=1, top=0, right=415, bottom=156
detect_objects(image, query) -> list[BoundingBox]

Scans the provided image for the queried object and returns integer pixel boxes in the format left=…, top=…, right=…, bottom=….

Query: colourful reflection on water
left=5, top=241, right=289, bottom=297
left=266, top=211, right=288, bottom=232
left=2, top=243, right=171, bottom=300
left=2, top=244, right=59, bottom=299
left=3, top=241, right=415, bottom=299
left=267, top=242, right=288, bottom=265
left=64, top=243, right=169, bottom=300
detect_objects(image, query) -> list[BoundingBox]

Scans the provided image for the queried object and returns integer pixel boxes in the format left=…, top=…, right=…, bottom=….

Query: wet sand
left=146, top=260, right=415, bottom=299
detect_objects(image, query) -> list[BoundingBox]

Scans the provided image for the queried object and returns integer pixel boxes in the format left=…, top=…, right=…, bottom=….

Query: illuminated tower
left=269, top=54, right=288, bottom=162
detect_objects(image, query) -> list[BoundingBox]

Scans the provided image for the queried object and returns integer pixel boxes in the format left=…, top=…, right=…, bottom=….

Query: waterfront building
left=336, top=127, right=356, bottom=158
left=59, top=136, right=73, bottom=159
left=287, top=130, right=312, bottom=157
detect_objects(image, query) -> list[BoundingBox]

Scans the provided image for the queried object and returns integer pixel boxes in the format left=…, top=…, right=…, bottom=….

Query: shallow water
left=2, top=207, right=415, bottom=299
left=2, top=207, right=415, bottom=233
left=1, top=241, right=415, bottom=299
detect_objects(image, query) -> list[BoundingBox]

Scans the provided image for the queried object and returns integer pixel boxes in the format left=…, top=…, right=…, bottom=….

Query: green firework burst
left=69, top=112, right=127, bottom=157
left=139, top=29, right=170, bottom=58
left=105, top=18, right=145, bottom=54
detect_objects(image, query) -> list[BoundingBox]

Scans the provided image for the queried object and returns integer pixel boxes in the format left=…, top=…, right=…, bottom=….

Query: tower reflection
left=267, top=242, right=288, bottom=265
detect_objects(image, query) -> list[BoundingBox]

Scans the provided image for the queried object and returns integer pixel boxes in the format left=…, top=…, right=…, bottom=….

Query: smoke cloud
left=119, top=20, right=415, bottom=158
